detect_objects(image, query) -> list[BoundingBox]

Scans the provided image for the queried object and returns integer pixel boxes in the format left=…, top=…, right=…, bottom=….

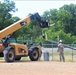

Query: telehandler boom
left=0, top=13, right=48, bottom=62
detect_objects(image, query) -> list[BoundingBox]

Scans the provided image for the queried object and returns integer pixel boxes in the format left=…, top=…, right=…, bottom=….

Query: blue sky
left=11, top=0, right=76, bottom=18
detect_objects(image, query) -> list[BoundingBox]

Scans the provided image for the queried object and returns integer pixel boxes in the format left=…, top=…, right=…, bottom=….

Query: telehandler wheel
left=29, top=48, right=39, bottom=61
left=15, top=56, right=21, bottom=61
left=4, top=49, right=15, bottom=62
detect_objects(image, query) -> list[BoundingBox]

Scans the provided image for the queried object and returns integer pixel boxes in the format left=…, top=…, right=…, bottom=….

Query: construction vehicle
left=0, top=13, right=48, bottom=62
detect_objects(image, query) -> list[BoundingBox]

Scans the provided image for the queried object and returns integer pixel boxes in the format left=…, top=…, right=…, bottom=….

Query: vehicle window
left=9, top=38, right=16, bottom=43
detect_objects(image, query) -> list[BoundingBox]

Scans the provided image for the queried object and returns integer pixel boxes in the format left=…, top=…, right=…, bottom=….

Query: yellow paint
left=0, top=16, right=31, bottom=40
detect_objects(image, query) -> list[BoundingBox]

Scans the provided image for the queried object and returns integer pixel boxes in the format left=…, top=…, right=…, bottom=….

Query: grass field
left=0, top=57, right=4, bottom=60
left=0, top=49, right=76, bottom=62
left=42, top=49, right=76, bottom=62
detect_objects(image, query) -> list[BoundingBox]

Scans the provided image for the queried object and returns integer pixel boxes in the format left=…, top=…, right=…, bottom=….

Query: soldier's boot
left=62, top=56, right=65, bottom=62
left=60, top=56, right=62, bottom=62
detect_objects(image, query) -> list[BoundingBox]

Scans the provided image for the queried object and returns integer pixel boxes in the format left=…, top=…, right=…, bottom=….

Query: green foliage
left=1, top=1, right=76, bottom=44
left=43, top=28, right=76, bottom=44
left=0, top=0, right=18, bottom=30
left=56, top=30, right=76, bottom=44
left=15, top=19, right=42, bottom=42
left=0, top=0, right=20, bottom=40
left=40, top=4, right=76, bottom=44
left=59, top=4, right=76, bottom=35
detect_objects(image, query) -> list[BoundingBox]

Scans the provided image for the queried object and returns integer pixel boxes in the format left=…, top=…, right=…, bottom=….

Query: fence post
left=72, top=49, right=73, bottom=62
left=52, top=43, right=54, bottom=61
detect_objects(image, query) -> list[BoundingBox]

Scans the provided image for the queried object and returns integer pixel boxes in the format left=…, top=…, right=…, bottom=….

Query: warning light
left=0, top=43, right=2, bottom=46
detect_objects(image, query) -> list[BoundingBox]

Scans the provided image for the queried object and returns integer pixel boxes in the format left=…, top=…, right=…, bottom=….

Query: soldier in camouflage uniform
left=57, top=40, right=65, bottom=62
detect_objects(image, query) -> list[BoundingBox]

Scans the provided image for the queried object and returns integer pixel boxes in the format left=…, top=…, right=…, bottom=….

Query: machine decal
left=20, top=21, right=27, bottom=26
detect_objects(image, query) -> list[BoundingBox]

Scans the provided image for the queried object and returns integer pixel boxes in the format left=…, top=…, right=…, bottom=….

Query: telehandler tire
left=29, top=48, right=39, bottom=61
left=4, top=48, right=15, bottom=62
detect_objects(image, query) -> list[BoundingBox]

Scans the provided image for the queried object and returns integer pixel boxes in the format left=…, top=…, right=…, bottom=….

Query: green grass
left=0, top=50, right=76, bottom=62
left=21, top=57, right=30, bottom=60
left=0, top=57, right=4, bottom=60
left=41, top=50, right=76, bottom=62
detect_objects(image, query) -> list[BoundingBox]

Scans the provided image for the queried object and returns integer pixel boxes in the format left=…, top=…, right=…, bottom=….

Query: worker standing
left=57, top=40, right=65, bottom=62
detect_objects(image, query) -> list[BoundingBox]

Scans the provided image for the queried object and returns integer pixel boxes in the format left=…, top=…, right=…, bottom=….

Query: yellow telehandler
left=0, top=13, right=48, bottom=62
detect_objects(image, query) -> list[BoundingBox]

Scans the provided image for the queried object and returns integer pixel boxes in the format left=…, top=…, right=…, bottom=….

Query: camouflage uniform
left=58, top=42, right=65, bottom=62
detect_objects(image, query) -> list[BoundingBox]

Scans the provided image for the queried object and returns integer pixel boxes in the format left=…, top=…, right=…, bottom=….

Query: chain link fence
left=41, top=43, right=76, bottom=62
left=16, top=40, right=76, bottom=62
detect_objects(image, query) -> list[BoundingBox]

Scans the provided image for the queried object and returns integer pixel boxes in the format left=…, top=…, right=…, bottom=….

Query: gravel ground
left=0, top=60, right=76, bottom=75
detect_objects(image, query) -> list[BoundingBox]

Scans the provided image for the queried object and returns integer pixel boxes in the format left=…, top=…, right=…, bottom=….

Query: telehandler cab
left=0, top=13, right=48, bottom=62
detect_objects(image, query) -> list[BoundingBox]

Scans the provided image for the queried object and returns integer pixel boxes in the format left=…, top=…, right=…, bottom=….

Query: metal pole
left=52, top=43, right=53, bottom=61
left=57, top=35, right=59, bottom=42
left=72, top=49, right=73, bottom=62
left=30, top=37, right=32, bottom=43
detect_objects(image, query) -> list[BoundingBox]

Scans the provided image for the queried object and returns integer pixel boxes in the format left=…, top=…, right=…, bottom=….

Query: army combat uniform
left=58, top=42, right=65, bottom=62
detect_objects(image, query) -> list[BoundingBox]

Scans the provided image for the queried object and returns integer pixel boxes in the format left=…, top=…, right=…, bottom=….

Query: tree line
left=41, top=3, right=76, bottom=44
left=0, top=0, right=76, bottom=44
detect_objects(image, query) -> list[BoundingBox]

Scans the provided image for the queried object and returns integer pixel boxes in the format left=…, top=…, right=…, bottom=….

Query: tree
left=59, top=4, right=76, bottom=35
left=0, top=0, right=18, bottom=30
left=49, top=9, right=58, bottom=25
left=40, top=4, right=76, bottom=44
left=56, top=9, right=72, bottom=33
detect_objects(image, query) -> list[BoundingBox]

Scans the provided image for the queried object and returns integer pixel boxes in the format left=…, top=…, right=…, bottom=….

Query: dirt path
left=0, top=60, right=76, bottom=75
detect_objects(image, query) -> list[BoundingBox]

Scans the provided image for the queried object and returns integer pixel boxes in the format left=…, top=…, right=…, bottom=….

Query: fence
left=41, top=43, right=76, bottom=62
left=17, top=40, right=76, bottom=62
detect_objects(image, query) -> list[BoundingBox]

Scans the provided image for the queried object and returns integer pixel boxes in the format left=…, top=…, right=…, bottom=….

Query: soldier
left=57, top=40, right=65, bottom=62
